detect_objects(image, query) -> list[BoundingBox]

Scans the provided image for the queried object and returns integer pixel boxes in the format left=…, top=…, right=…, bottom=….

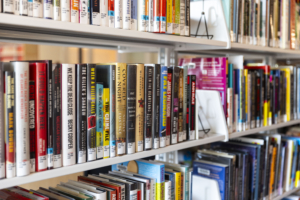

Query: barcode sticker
left=127, top=142, right=135, bottom=154
left=145, top=138, right=151, bottom=149
left=88, top=148, right=96, bottom=161
left=97, top=146, right=103, bottom=159
left=30, top=158, right=35, bottom=172
left=103, top=145, right=110, bottom=158
left=166, top=135, right=170, bottom=146
left=117, top=142, right=125, bottom=155
left=160, top=137, right=165, bottom=148
left=153, top=138, right=159, bottom=149
left=171, top=134, right=177, bottom=144
left=38, top=155, right=47, bottom=170
left=182, top=130, right=186, bottom=141
left=53, top=154, right=62, bottom=168
left=178, top=132, right=183, bottom=142
left=189, top=130, right=195, bottom=140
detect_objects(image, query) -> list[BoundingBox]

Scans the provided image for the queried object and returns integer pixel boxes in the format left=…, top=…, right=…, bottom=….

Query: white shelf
left=0, top=133, right=225, bottom=189
left=273, top=187, right=300, bottom=200
left=229, top=119, right=300, bottom=139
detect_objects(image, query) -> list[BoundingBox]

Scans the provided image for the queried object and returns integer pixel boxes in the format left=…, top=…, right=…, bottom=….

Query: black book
left=186, top=75, right=190, bottom=140
left=126, top=65, right=137, bottom=154
left=144, top=65, right=154, bottom=150
left=250, top=71, right=256, bottom=128
left=282, top=71, right=286, bottom=121
left=170, top=66, right=180, bottom=145
left=178, top=68, right=184, bottom=143
left=270, top=74, right=274, bottom=125
left=52, top=64, right=62, bottom=169
left=76, top=64, right=87, bottom=164
left=90, top=0, right=100, bottom=25
left=189, top=75, right=196, bottom=140
left=87, top=64, right=97, bottom=161
left=253, top=70, right=263, bottom=128
left=153, top=64, right=161, bottom=149
left=46, top=60, right=53, bottom=169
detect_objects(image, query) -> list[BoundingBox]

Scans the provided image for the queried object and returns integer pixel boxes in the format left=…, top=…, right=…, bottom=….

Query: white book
left=53, top=0, right=61, bottom=20
left=108, top=2, right=115, bottom=28
left=71, top=0, right=79, bottom=22
left=3, top=0, right=14, bottom=13
left=138, top=0, right=146, bottom=31
left=283, top=139, right=293, bottom=192
left=80, top=0, right=89, bottom=24
left=61, top=0, right=70, bottom=21
left=14, top=0, right=19, bottom=15
left=165, top=180, right=171, bottom=200
left=115, top=0, right=123, bottom=28
left=100, top=0, right=108, bottom=26
left=62, top=64, right=76, bottom=167
left=123, top=0, right=130, bottom=29
left=148, top=0, right=153, bottom=32
left=44, top=0, right=53, bottom=19
left=0, top=64, right=4, bottom=179
left=33, top=0, right=43, bottom=17
left=19, top=0, right=28, bottom=15
left=235, top=94, right=238, bottom=131
left=227, top=88, right=232, bottom=134
left=179, top=0, right=184, bottom=36
left=11, top=62, right=30, bottom=177
left=28, top=0, right=33, bottom=16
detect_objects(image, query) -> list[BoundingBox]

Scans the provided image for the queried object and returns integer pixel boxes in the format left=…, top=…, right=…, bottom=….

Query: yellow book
left=166, top=0, right=172, bottom=34
left=280, top=67, right=291, bottom=122
left=269, top=145, right=277, bottom=196
left=103, top=88, right=110, bottom=159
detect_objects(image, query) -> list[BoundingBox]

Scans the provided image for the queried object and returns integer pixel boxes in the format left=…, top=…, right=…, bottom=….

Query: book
left=19, top=0, right=28, bottom=16
left=148, top=0, right=153, bottom=32
left=3, top=0, right=14, bottom=13
left=87, top=64, right=97, bottom=162
left=29, top=82, right=36, bottom=172
left=126, top=65, right=136, bottom=154
left=138, top=0, right=146, bottom=31
left=280, top=67, right=292, bottom=122
left=61, top=64, right=76, bottom=167
left=80, top=0, right=89, bottom=24
left=11, top=61, right=30, bottom=177
left=159, top=66, right=168, bottom=148
left=76, top=64, right=87, bottom=164
left=0, top=64, right=4, bottom=179
left=33, top=0, right=43, bottom=17
left=166, top=0, right=172, bottom=34
left=159, top=0, right=166, bottom=33
left=153, top=0, right=159, bottom=32
left=91, top=0, right=100, bottom=25
left=100, top=0, right=108, bottom=26
left=115, top=63, right=127, bottom=156
left=178, top=68, right=184, bottom=142
left=115, top=0, right=123, bottom=29
left=96, top=83, right=104, bottom=160
left=52, top=64, right=62, bottom=168
left=44, top=0, right=53, bottom=19
left=171, top=66, right=180, bottom=144
left=61, top=0, right=70, bottom=21
left=123, top=0, right=131, bottom=29
left=181, top=65, right=188, bottom=140
left=166, top=68, right=173, bottom=145
left=108, top=0, right=115, bottom=27
left=153, top=64, right=161, bottom=149
left=53, top=0, right=60, bottom=20
left=130, top=0, right=137, bottom=30
left=103, top=88, right=110, bottom=159
left=188, top=75, right=196, bottom=140
left=165, top=180, right=171, bottom=200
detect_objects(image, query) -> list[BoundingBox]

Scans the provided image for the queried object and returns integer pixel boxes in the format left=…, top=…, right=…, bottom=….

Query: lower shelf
left=273, top=187, right=300, bottom=200
left=0, top=133, right=225, bottom=189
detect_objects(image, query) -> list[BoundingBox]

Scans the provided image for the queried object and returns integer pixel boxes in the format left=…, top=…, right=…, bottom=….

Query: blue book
left=96, top=83, right=104, bottom=159
left=159, top=66, right=168, bottom=147
left=211, top=141, right=261, bottom=200
left=192, top=160, right=229, bottom=200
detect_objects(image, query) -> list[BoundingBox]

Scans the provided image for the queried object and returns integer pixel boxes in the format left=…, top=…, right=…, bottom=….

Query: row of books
left=0, top=0, right=190, bottom=36
left=0, top=61, right=198, bottom=180
left=180, top=57, right=300, bottom=134
left=223, top=0, right=300, bottom=50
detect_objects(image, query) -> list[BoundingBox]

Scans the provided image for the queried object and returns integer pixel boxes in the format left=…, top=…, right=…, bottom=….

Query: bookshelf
left=273, top=187, right=300, bottom=200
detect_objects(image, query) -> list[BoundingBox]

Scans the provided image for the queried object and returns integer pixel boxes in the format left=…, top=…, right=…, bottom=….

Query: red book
left=166, top=68, right=172, bottom=146
left=1, top=190, right=31, bottom=200
left=159, top=0, right=166, bottom=33
left=12, top=187, right=49, bottom=200
left=30, top=63, right=48, bottom=172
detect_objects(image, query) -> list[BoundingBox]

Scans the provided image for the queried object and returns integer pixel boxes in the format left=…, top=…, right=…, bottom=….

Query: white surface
left=192, top=175, right=221, bottom=200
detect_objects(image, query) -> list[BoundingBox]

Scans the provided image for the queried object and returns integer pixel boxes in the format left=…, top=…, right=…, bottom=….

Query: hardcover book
left=96, top=83, right=104, bottom=159
left=153, top=64, right=161, bottom=149
left=159, top=66, right=168, bottom=148
left=178, top=68, right=184, bottom=142
left=103, top=88, right=110, bottom=159
left=166, top=67, right=173, bottom=145
left=170, top=66, right=180, bottom=144
left=90, top=0, right=100, bottom=25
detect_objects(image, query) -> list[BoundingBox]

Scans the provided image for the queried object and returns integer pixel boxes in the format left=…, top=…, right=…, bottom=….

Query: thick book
left=79, top=0, right=89, bottom=24
left=115, top=63, right=127, bottom=156
left=159, top=66, right=168, bottom=148
left=126, top=65, right=136, bottom=154
left=90, top=0, right=100, bottom=25
left=144, top=65, right=154, bottom=150
left=76, top=64, right=87, bottom=164
left=108, top=0, right=115, bottom=27
left=95, top=64, right=116, bottom=158
left=114, top=0, right=123, bottom=29
left=135, top=64, right=145, bottom=152
left=11, top=61, right=30, bottom=177
left=0, top=64, right=5, bottom=179
left=96, top=82, right=104, bottom=159
left=61, top=0, right=70, bottom=21
left=29, top=63, right=48, bottom=172
left=52, top=64, right=62, bottom=168
left=87, top=64, right=97, bottom=161
left=153, top=64, right=161, bottom=149
left=71, top=0, right=79, bottom=22
left=170, top=66, right=180, bottom=144
left=166, top=68, right=173, bottom=145
left=103, top=88, right=110, bottom=159
left=61, top=64, right=76, bottom=167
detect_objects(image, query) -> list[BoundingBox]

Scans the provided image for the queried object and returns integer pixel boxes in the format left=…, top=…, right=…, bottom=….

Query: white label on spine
left=160, top=136, right=165, bottom=148
left=61, top=0, right=70, bottom=21
left=71, top=5, right=79, bottom=23
left=92, top=12, right=101, bottom=25
left=275, top=116, right=278, bottom=125
left=6, top=163, right=15, bottom=178
left=97, top=146, right=103, bottom=159
left=166, top=135, right=170, bottom=146
left=4, top=0, right=14, bottom=13
left=251, top=120, right=255, bottom=129
left=80, top=0, right=89, bottom=24
left=44, top=0, right=53, bottom=19
left=109, top=16, right=115, bottom=27
left=38, top=155, right=47, bottom=171
left=30, top=159, right=35, bottom=172
left=183, top=130, right=186, bottom=141
left=53, top=154, right=62, bottom=168
left=33, top=0, right=42, bottom=17
left=0, top=163, right=5, bottom=179
left=14, top=0, right=19, bottom=15
left=20, top=0, right=28, bottom=15
left=118, top=142, right=125, bottom=154
left=100, top=0, right=108, bottom=26
left=47, top=151, right=53, bottom=169
left=171, top=134, right=177, bottom=144
left=88, top=148, right=96, bottom=161
left=148, top=0, right=153, bottom=32
left=115, top=0, right=123, bottom=28
left=189, top=130, right=195, bottom=140
left=145, top=138, right=151, bottom=149
left=153, top=138, right=159, bottom=149
left=127, top=142, right=135, bottom=154
left=178, top=132, right=183, bottom=142
left=160, top=21, right=166, bottom=33
left=268, top=117, right=272, bottom=126
left=137, top=140, right=143, bottom=152
left=28, top=1, right=33, bottom=16
left=53, top=1, right=60, bottom=20
left=123, top=0, right=130, bottom=29
left=17, top=161, right=30, bottom=177
left=104, top=145, right=110, bottom=158
left=77, top=150, right=86, bottom=164
left=110, top=145, right=115, bottom=157
left=167, top=23, right=172, bottom=34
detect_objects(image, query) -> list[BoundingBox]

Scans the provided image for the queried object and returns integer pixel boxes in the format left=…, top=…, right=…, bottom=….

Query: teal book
left=96, top=83, right=104, bottom=160
left=221, top=0, right=231, bottom=31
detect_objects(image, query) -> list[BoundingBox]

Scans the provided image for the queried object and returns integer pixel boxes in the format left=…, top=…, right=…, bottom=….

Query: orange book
left=269, top=145, right=277, bottom=196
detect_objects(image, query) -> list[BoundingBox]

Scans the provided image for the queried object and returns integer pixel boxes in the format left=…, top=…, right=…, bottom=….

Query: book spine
left=178, top=68, right=183, bottom=142
left=14, top=0, right=19, bottom=15
left=101, top=0, right=108, bottom=26
left=109, top=66, right=116, bottom=158
left=61, top=0, right=70, bottom=21
left=70, top=0, right=78, bottom=23
left=53, top=0, right=60, bottom=20
left=131, top=0, right=137, bottom=30
left=185, top=0, right=189, bottom=36
left=91, top=0, right=100, bottom=25
left=182, top=66, right=187, bottom=140
left=138, top=0, right=146, bottom=31
left=227, top=88, right=233, bottom=133
left=145, top=0, right=149, bottom=31
left=247, top=73, right=251, bottom=129
left=5, top=72, right=15, bottom=178
left=34, top=64, right=48, bottom=172
left=28, top=0, right=33, bottom=16
left=250, top=71, right=256, bottom=128
left=144, top=66, right=154, bottom=150
left=115, top=0, right=123, bottom=28
left=166, top=0, right=172, bottom=34
left=171, top=0, right=175, bottom=34
left=174, top=0, right=180, bottom=35
left=123, top=0, right=131, bottom=29
left=44, top=0, right=53, bottom=19
left=171, top=67, right=179, bottom=144
left=165, top=181, right=171, bottom=200
left=3, top=0, right=14, bottom=13
left=166, top=68, right=172, bottom=145
left=61, top=64, right=76, bottom=167
left=76, top=64, right=87, bottom=164
left=116, top=64, right=126, bottom=156
left=159, top=66, right=167, bottom=148
left=179, top=0, right=184, bottom=35
left=159, top=0, right=166, bottom=33
left=0, top=67, right=4, bottom=179
left=291, top=73, right=295, bottom=120
left=96, top=83, right=104, bottom=159
left=52, top=64, right=62, bottom=168
left=33, top=0, right=43, bottom=17
left=189, top=75, right=196, bottom=139
left=14, top=63, right=30, bottom=177
left=47, top=62, right=53, bottom=170
left=19, top=0, right=28, bottom=16
left=80, top=0, right=89, bottom=24
left=108, top=0, right=115, bottom=27
left=186, top=75, right=191, bottom=139
left=153, top=65, right=160, bottom=149
left=126, top=65, right=136, bottom=154
left=103, top=88, right=110, bottom=159
left=135, top=65, right=144, bottom=152
left=153, top=0, right=159, bottom=32
left=148, top=0, right=153, bottom=32
left=87, top=65, right=96, bottom=161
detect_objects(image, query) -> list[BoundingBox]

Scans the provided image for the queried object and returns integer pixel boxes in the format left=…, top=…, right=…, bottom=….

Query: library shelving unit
left=1, top=0, right=300, bottom=198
